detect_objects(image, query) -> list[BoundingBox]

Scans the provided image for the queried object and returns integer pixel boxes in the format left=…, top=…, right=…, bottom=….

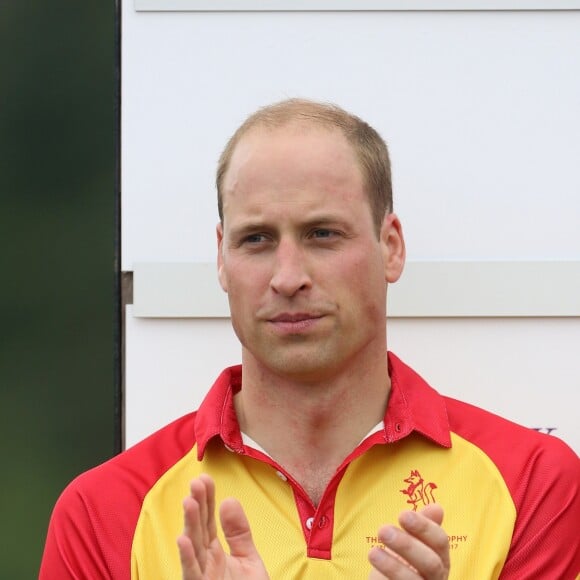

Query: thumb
left=419, top=503, right=444, bottom=526
left=219, top=498, right=261, bottom=561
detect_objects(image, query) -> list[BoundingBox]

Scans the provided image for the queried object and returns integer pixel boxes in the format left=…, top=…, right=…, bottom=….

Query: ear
left=380, top=213, right=406, bottom=283
left=216, top=222, right=228, bottom=292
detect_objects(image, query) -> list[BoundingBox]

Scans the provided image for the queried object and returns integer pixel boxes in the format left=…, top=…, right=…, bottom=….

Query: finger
left=177, top=532, right=203, bottom=580
left=368, top=544, right=418, bottom=579
left=219, top=498, right=262, bottom=562
left=183, top=475, right=218, bottom=573
left=182, top=495, right=209, bottom=573
left=190, top=474, right=218, bottom=549
left=202, top=474, right=218, bottom=539
left=398, top=507, right=449, bottom=574
left=372, top=511, right=449, bottom=579
left=418, top=503, right=444, bottom=527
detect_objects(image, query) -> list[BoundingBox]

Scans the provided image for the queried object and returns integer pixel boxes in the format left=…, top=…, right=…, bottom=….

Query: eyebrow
left=228, top=215, right=351, bottom=237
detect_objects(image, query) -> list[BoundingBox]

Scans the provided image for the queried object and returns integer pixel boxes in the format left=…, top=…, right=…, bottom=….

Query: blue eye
left=244, top=233, right=267, bottom=244
left=312, top=229, right=335, bottom=238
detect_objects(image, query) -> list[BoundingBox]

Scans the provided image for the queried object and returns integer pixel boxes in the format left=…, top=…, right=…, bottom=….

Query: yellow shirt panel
left=131, top=433, right=516, bottom=579
left=332, top=433, right=516, bottom=579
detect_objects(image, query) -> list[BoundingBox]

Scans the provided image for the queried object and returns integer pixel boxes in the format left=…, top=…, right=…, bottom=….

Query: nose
left=270, top=240, right=312, bottom=297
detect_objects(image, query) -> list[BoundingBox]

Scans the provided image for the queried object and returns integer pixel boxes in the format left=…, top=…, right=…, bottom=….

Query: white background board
left=121, top=3, right=580, bottom=451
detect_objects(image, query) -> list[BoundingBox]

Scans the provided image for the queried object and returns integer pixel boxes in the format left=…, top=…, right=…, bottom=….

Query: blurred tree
left=0, top=2, right=115, bottom=577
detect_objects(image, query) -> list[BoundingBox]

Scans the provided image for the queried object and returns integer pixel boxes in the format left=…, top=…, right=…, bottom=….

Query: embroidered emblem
left=400, top=469, right=438, bottom=511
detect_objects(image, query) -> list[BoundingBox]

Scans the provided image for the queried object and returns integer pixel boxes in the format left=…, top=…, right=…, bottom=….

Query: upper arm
left=499, top=439, right=580, bottom=579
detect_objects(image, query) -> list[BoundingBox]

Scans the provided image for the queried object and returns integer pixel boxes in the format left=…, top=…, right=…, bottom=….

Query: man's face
left=217, top=124, right=404, bottom=383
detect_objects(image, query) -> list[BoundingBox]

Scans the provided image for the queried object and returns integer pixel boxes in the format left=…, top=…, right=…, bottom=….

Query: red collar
left=195, top=352, right=451, bottom=460
left=383, top=352, right=451, bottom=447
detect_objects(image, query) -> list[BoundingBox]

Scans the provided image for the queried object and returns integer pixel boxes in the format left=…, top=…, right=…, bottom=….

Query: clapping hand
left=178, top=475, right=449, bottom=580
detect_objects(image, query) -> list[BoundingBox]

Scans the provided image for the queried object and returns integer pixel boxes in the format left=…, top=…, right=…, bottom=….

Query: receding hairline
left=216, top=98, right=393, bottom=232
left=223, top=119, right=359, bottom=172
left=229, top=98, right=367, bottom=132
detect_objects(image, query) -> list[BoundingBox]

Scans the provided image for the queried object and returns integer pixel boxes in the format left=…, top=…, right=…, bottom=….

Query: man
left=40, top=99, right=580, bottom=579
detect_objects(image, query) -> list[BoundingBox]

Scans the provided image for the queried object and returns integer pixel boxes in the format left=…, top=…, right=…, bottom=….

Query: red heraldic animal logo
left=400, top=470, right=438, bottom=511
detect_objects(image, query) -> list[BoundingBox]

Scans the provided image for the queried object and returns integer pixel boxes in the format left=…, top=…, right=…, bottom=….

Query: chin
left=265, top=351, right=342, bottom=383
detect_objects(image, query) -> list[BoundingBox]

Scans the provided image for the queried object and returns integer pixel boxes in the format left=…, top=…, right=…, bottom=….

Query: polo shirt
left=39, top=352, right=580, bottom=579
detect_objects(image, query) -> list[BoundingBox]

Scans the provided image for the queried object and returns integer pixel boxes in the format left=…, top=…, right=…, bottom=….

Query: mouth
left=270, top=313, right=322, bottom=323
left=267, top=313, right=325, bottom=333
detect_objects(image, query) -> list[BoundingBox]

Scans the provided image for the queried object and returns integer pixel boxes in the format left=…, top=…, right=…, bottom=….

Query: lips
left=269, top=312, right=323, bottom=323
left=267, top=312, right=325, bottom=333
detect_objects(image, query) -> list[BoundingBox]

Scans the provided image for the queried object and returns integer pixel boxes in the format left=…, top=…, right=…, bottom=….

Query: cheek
left=224, top=262, right=269, bottom=306
left=226, top=282, right=256, bottom=344
left=347, top=248, right=386, bottom=285
left=347, top=254, right=387, bottom=312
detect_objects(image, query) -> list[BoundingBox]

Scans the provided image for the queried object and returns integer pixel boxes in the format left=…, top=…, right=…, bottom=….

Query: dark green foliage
left=0, top=2, right=115, bottom=577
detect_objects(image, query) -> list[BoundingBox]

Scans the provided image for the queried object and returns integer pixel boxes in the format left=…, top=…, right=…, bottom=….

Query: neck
left=235, top=350, right=390, bottom=504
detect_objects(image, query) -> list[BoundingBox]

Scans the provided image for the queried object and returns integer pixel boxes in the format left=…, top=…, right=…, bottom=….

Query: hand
left=368, top=504, right=450, bottom=579
left=177, top=474, right=270, bottom=580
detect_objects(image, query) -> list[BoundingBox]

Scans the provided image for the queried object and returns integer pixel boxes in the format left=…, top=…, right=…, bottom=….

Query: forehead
left=222, top=123, right=363, bottom=197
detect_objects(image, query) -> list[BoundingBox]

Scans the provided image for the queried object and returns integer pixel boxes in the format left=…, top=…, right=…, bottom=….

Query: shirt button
left=395, top=423, right=402, bottom=432
left=318, top=515, right=329, bottom=528
left=275, top=470, right=287, bottom=482
left=305, top=517, right=314, bottom=530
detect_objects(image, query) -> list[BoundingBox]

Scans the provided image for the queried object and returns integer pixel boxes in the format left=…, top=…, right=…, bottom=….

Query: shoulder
left=444, top=395, right=579, bottom=493
left=444, top=395, right=578, bottom=475
left=444, top=396, right=580, bottom=577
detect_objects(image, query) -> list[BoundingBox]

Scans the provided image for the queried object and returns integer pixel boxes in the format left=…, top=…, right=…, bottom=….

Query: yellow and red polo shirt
left=40, top=353, right=580, bottom=579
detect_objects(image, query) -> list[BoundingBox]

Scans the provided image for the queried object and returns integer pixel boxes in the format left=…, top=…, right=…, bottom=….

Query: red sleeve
left=446, top=396, right=580, bottom=579
left=40, top=484, right=96, bottom=579
left=39, top=464, right=137, bottom=580
left=499, top=436, right=580, bottom=579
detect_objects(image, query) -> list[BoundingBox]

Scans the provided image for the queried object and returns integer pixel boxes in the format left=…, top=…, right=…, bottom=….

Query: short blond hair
left=216, top=99, right=393, bottom=235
